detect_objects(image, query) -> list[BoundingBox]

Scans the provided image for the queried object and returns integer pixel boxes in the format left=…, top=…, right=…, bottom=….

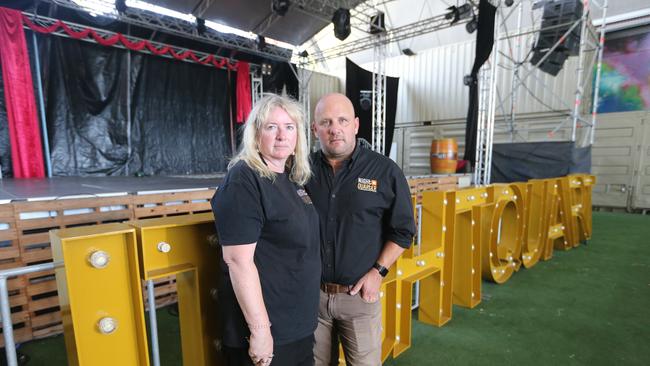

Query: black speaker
left=531, top=0, right=583, bottom=76
left=359, top=90, right=372, bottom=111
left=333, top=8, right=351, bottom=41
left=530, top=48, right=569, bottom=76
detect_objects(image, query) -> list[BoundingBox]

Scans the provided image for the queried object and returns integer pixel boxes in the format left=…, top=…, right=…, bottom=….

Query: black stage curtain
left=345, top=58, right=399, bottom=156
left=44, top=36, right=232, bottom=176
left=0, top=22, right=233, bottom=177
left=463, top=0, right=497, bottom=165
left=491, top=141, right=591, bottom=183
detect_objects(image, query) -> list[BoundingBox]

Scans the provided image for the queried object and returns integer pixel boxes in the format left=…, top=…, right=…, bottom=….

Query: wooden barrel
left=430, top=138, right=458, bottom=174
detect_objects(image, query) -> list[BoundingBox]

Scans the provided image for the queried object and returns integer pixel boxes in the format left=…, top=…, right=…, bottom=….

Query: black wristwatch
left=373, top=262, right=389, bottom=277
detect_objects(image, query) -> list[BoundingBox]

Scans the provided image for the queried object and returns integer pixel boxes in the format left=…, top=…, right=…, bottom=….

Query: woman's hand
left=248, top=327, right=274, bottom=365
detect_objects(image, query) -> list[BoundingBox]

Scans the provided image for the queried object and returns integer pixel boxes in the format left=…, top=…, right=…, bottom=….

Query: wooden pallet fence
left=142, top=276, right=179, bottom=310
left=0, top=257, right=30, bottom=348
left=408, top=176, right=459, bottom=204
left=132, top=189, right=215, bottom=219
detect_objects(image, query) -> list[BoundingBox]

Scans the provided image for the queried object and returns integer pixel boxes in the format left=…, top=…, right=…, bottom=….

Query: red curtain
left=236, top=61, right=252, bottom=123
left=0, top=7, right=45, bottom=178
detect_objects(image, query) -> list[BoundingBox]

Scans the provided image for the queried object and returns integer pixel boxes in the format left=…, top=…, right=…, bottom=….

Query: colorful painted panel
left=597, top=28, right=650, bottom=113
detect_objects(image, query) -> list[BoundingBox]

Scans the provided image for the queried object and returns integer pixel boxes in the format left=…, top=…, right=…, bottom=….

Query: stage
left=0, top=175, right=225, bottom=203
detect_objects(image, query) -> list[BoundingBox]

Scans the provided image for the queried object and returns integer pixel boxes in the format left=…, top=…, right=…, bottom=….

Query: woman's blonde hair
left=228, top=94, right=312, bottom=185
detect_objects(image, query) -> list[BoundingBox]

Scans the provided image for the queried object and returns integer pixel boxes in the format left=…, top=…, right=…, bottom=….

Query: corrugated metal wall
left=308, top=71, right=342, bottom=116
left=379, top=38, right=587, bottom=126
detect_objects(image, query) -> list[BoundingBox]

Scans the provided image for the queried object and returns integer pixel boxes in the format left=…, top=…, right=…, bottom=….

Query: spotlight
left=196, top=18, right=206, bottom=36
left=115, top=0, right=127, bottom=13
left=298, top=50, right=309, bottom=58
left=505, top=0, right=515, bottom=6
left=261, top=63, right=272, bottom=76
left=466, top=15, right=478, bottom=33
left=272, top=0, right=291, bottom=16
left=401, top=48, right=416, bottom=56
left=332, top=8, right=351, bottom=41
left=463, top=74, right=476, bottom=86
left=446, top=3, right=473, bottom=24
left=256, top=35, right=266, bottom=50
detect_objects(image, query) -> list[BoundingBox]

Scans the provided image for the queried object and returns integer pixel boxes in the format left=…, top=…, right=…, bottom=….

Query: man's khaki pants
left=313, top=289, right=382, bottom=366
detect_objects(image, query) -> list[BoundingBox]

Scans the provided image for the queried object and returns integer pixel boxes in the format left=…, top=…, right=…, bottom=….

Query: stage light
left=115, top=0, right=127, bottom=14
left=463, top=74, right=476, bottom=86
left=401, top=48, right=416, bottom=56
left=196, top=18, right=206, bottom=36
left=298, top=50, right=309, bottom=58
left=505, top=0, right=515, bottom=6
left=261, top=63, right=272, bottom=76
left=446, top=3, right=472, bottom=24
left=332, top=8, right=351, bottom=41
left=272, top=0, right=291, bottom=16
left=466, top=15, right=478, bottom=33
left=256, top=35, right=266, bottom=50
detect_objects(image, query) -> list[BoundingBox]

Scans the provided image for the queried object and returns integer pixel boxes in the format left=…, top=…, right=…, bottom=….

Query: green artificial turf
left=12, top=212, right=650, bottom=365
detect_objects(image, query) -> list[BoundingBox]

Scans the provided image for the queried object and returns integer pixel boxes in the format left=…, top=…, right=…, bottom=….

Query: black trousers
left=222, top=334, right=315, bottom=366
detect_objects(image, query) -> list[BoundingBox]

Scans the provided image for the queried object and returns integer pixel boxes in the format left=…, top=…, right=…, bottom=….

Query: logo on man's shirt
left=357, top=177, right=378, bottom=193
left=296, top=189, right=313, bottom=204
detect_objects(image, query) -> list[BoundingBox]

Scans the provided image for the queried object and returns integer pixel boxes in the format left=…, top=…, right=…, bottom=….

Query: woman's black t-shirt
left=211, top=161, right=320, bottom=347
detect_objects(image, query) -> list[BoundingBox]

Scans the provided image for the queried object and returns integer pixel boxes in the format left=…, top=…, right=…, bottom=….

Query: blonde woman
left=211, top=94, right=319, bottom=366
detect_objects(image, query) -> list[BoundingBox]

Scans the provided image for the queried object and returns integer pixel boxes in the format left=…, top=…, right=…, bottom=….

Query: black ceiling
left=153, top=0, right=364, bottom=46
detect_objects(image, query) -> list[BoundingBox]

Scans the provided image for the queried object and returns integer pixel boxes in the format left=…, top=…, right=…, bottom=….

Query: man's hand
left=248, top=328, right=274, bottom=365
left=349, top=268, right=383, bottom=303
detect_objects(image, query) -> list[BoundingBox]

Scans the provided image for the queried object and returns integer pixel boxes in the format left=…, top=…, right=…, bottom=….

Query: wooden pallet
left=142, top=276, right=178, bottom=310
left=0, top=204, right=21, bottom=263
left=408, top=176, right=459, bottom=204
left=0, top=258, right=30, bottom=348
left=132, top=189, right=215, bottom=219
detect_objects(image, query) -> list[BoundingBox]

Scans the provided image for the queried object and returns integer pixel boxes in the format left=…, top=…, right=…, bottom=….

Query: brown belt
left=321, top=282, right=352, bottom=294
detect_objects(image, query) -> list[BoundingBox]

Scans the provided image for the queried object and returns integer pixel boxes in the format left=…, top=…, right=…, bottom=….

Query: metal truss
left=491, top=0, right=607, bottom=147
left=372, top=33, right=388, bottom=154
left=47, top=0, right=293, bottom=61
left=22, top=11, right=244, bottom=69
left=291, top=59, right=315, bottom=149
left=251, top=74, right=264, bottom=107
left=475, top=0, right=608, bottom=185
left=474, top=9, right=501, bottom=186
left=308, top=11, right=471, bottom=64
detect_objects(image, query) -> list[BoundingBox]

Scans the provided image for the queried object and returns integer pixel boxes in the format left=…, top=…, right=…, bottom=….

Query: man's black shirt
left=211, top=161, right=320, bottom=347
left=306, top=141, right=415, bottom=286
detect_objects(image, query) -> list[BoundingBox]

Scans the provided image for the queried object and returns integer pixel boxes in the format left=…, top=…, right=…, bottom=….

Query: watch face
left=374, top=263, right=388, bottom=277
